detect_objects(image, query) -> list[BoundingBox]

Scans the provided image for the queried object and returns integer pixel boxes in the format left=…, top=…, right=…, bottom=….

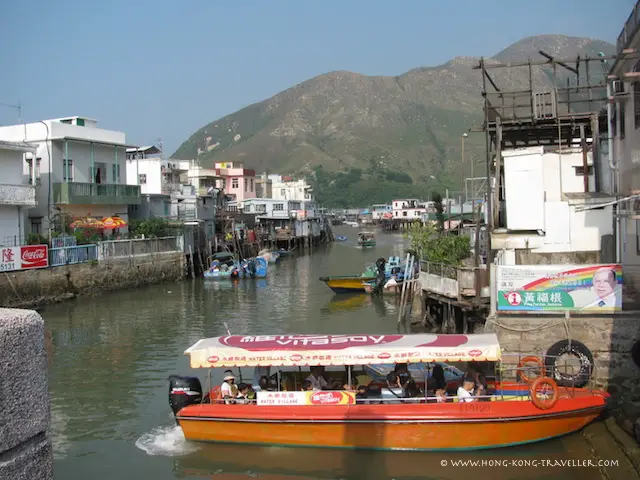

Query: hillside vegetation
left=173, top=35, right=613, bottom=206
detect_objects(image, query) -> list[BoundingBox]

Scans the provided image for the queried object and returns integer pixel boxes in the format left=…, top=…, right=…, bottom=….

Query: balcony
left=0, top=184, right=36, bottom=206
left=54, top=182, right=141, bottom=205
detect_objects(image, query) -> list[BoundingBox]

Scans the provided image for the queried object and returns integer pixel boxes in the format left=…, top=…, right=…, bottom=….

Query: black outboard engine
left=247, top=259, right=257, bottom=277
left=372, top=258, right=387, bottom=296
left=168, top=375, right=203, bottom=421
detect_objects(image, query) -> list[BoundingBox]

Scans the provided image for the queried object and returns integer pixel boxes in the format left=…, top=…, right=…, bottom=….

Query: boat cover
left=185, top=333, right=501, bottom=368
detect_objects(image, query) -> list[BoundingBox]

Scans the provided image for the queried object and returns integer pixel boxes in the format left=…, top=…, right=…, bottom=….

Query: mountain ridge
left=171, top=34, right=614, bottom=206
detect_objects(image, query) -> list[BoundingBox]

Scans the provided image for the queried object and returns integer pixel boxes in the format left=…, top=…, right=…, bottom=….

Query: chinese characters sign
left=256, top=390, right=355, bottom=406
left=496, top=264, right=622, bottom=312
left=0, top=245, right=48, bottom=272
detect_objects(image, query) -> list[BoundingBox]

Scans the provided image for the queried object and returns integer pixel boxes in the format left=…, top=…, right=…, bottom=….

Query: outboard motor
left=168, top=375, right=203, bottom=421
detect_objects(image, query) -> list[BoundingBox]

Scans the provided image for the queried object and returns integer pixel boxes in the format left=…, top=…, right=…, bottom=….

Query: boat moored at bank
left=168, top=333, right=609, bottom=451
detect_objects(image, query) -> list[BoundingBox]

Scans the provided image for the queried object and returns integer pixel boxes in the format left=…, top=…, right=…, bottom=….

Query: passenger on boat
left=252, top=366, right=270, bottom=390
left=428, top=365, right=447, bottom=403
left=258, top=376, right=274, bottom=392
left=302, top=380, right=313, bottom=391
left=457, top=379, right=476, bottom=403
left=306, top=366, right=329, bottom=391
left=355, top=385, right=367, bottom=400
left=394, top=363, right=420, bottom=397
left=221, top=370, right=238, bottom=403
left=343, top=378, right=358, bottom=391
left=235, top=383, right=251, bottom=404
left=465, top=364, right=489, bottom=401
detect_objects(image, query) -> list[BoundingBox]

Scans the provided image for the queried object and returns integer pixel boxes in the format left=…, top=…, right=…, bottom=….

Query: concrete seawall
left=0, top=308, right=53, bottom=479
left=0, top=252, right=185, bottom=308
left=484, top=314, right=640, bottom=436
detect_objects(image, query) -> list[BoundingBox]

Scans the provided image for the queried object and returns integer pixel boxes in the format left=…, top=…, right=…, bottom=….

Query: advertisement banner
left=257, top=390, right=356, bottom=406
left=0, top=245, right=48, bottom=272
left=496, top=264, right=622, bottom=312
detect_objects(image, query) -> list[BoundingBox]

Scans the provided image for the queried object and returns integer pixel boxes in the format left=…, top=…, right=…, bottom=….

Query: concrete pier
left=0, top=308, right=53, bottom=479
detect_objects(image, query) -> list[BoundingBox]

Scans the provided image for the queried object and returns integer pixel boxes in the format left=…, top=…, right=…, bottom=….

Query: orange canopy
left=70, top=217, right=104, bottom=229
left=101, top=216, right=127, bottom=229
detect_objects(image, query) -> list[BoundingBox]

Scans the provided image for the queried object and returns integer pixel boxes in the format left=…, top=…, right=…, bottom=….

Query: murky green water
left=44, top=226, right=626, bottom=479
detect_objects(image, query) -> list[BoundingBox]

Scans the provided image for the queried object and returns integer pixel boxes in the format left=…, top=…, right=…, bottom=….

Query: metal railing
left=98, top=236, right=183, bottom=261
left=617, top=0, right=640, bottom=54
left=51, top=236, right=77, bottom=248
left=49, top=244, right=98, bottom=267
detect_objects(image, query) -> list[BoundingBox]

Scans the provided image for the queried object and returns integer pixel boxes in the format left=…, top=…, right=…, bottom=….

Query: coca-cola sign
left=0, top=245, right=48, bottom=272
left=21, top=245, right=48, bottom=269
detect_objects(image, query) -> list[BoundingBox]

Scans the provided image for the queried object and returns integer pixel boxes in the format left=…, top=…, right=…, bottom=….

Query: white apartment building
left=491, top=145, right=614, bottom=265
left=0, top=140, right=38, bottom=245
left=271, top=176, right=314, bottom=202
left=371, top=204, right=392, bottom=221
left=392, top=199, right=427, bottom=219
left=0, top=116, right=140, bottom=236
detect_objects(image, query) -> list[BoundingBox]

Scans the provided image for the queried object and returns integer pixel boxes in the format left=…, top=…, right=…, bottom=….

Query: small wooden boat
left=335, top=236, right=347, bottom=242
left=357, top=231, right=376, bottom=247
left=204, top=252, right=240, bottom=280
left=168, top=333, right=608, bottom=451
left=319, top=275, right=376, bottom=293
left=258, top=249, right=281, bottom=264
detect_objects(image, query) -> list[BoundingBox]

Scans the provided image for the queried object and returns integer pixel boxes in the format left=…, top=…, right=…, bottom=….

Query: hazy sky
left=1, top=0, right=636, bottom=155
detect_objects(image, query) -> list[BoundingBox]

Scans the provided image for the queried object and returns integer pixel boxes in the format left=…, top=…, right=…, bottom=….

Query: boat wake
left=135, top=425, right=200, bottom=456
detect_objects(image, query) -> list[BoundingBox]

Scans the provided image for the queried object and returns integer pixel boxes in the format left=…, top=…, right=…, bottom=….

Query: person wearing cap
left=221, top=370, right=238, bottom=403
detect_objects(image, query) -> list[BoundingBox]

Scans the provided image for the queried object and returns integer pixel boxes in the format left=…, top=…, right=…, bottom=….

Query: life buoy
left=544, top=340, right=593, bottom=388
left=530, top=376, right=559, bottom=410
left=516, top=356, right=545, bottom=384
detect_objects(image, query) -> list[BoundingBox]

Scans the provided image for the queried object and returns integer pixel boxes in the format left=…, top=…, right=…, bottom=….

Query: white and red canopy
left=185, top=333, right=501, bottom=369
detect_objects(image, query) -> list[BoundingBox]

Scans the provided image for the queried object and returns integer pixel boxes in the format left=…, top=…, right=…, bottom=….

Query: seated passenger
left=253, top=366, right=270, bottom=390
left=306, top=366, right=329, bottom=391
left=235, top=383, right=251, bottom=404
left=356, top=385, right=367, bottom=399
left=343, top=378, right=358, bottom=391
left=429, top=365, right=447, bottom=403
left=457, top=379, right=476, bottom=403
left=302, top=380, right=313, bottom=391
left=221, top=370, right=238, bottom=404
left=330, top=378, right=343, bottom=390
left=258, top=376, right=273, bottom=392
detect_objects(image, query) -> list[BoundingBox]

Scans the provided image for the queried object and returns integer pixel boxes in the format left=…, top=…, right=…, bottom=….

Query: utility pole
left=461, top=132, right=468, bottom=202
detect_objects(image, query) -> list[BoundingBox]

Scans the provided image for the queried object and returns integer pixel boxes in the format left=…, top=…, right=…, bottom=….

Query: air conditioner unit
left=613, top=80, right=625, bottom=94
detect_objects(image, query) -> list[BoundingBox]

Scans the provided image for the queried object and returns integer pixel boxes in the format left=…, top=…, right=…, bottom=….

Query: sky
left=0, top=0, right=637, bottom=155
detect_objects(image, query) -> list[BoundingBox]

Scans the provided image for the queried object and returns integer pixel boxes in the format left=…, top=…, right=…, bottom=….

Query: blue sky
left=0, top=0, right=636, bottom=155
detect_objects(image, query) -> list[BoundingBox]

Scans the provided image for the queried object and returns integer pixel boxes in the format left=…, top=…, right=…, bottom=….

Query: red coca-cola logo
left=468, top=349, right=482, bottom=357
left=207, top=355, right=220, bottom=363
left=219, top=334, right=403, bottom=351
left=21, top=245, right=48, bottom=269
left=310, top=391, right=344, bottom=405
left=377, top=352, right=391, bottom=360
left=289, top=354, right=303, bottom=362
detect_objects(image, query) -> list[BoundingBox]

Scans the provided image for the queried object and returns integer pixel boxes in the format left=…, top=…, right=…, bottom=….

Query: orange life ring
left=517, top=356, right=546, bottom=384
left=530, top=376, right=559, bottom=410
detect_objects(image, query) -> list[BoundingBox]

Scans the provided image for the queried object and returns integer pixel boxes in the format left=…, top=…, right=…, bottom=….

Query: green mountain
left=172, top=35, right=614, bottom=207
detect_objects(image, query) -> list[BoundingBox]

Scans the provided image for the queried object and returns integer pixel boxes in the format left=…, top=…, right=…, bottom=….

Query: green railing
left=53, top=182, right=141, bottom=205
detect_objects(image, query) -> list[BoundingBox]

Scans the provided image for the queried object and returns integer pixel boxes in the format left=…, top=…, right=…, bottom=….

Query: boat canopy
left=184, top=333, right=501, bottom=368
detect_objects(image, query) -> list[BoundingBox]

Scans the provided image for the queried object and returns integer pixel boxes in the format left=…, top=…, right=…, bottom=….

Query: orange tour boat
left=168, top=333, right=609, bottom=451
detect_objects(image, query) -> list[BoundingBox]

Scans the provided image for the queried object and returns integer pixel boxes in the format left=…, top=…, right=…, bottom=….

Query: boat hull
left=320, top=276, right=376, bottom=293
left=358, top=241, right=376, bottom=247
left=177, top=397, right=606, bottom=451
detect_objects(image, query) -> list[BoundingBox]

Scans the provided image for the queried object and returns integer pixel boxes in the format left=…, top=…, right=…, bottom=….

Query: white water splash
left=135, top=425, right=200, bottom=456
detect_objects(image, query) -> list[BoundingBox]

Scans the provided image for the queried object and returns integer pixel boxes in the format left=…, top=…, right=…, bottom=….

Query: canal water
left=43, top=227, right=630, bottom=479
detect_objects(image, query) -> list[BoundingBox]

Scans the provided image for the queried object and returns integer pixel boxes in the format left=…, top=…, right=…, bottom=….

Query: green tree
left=431, top=192, right=445, bottom=232
left=407, top=222, right=470, bottom=265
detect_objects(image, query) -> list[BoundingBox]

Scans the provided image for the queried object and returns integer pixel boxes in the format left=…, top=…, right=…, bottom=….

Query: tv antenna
left=0, top=100, right=23, bottom=124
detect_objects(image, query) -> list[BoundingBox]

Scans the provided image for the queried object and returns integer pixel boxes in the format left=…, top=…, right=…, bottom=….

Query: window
left=30, top=217, right=42, bottom=235
left=232, top=178, right=239, bottom=189
left=139, top=174, right=147, bottom=184
left=637, top=219, right=640, bottom=255
left=274, top=203, right=284, bottom=211
left=63, top=159, right=73, bottom=181
left=76, top=118, right=85, bottom=127
left=26, top=157, right=41, bottom=185
left=112, top=164, right=120, bottom=183
left=634, top=62, right=640, bottom=129
left=280, top=189, right=286, bottom=196
left=245, top=179, right=248, bottom=192
left=574, top=165, right=594, bottom=176
left=621, top=102, right=626, bottom=139
left=403, top=211, right=408, bottom=217
left=250, top=179, right=254, bottom=191
left=394, top=211, right=398, bottom=217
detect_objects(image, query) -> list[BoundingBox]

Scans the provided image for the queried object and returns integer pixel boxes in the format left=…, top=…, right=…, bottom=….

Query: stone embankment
left=0, top=253, right=185, bottom=308
left=0, top=308, right=53, bottom=479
